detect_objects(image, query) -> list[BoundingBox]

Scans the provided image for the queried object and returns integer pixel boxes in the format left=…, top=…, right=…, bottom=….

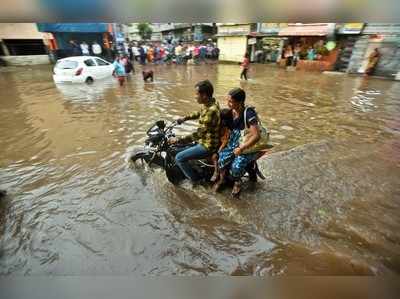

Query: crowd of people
left=68, top=40, right=104, bottom=57
left=67, top=39, right=219, bottom=65
left=123, top=42, right=220, bottom=65
left=282, top=40, right=329, bottom=67
left=109, top=41, right=221, bottom=86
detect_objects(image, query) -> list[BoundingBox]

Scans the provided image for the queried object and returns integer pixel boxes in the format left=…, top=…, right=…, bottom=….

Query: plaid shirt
left=180, top=98, right=221, bottom=153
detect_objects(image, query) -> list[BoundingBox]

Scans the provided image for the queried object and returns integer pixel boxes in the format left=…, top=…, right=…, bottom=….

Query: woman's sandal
left=231, top=181, right=242, bottom=199
left=210, top=169, right=219, bottom=182
left=212, top=177, right=225, bottom=193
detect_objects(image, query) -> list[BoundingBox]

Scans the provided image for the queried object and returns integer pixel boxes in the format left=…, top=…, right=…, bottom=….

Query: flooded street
left=0, top=63, right=400, bottom=275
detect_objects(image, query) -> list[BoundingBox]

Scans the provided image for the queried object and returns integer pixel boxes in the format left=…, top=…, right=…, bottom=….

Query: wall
left=296, top=49, right=339, bottom=71
left=0, top=55, right=51, bottom=65
left=0, top=23, right=45, bottom=39
left=218, top=36, right=247, bottom=62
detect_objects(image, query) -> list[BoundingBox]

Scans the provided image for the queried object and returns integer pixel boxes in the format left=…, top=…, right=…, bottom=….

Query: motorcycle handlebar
left=165, top=120, right=179, bottom=131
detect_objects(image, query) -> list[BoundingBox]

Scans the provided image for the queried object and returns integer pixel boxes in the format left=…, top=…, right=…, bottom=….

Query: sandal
left=212, top=176, right=225, bottom=193
left=231, top=180, right=242, bottom=198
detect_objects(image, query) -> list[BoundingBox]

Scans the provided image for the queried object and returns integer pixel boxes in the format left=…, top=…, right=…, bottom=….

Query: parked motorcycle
left=130, top=120, right=267, bottom=187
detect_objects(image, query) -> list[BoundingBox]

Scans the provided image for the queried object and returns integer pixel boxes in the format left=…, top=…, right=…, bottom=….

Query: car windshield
left=56, top=60, right=79, bottom=69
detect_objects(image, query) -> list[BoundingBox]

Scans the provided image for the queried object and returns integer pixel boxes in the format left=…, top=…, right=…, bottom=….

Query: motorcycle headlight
left=156, top=120, right=166, bottom=130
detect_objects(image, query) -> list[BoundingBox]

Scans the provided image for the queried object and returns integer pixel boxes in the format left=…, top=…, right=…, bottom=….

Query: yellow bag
left=240, top=107, right=270, bottom=154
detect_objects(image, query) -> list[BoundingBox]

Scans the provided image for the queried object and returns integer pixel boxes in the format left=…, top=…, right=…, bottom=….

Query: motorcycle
left=130, top=120, right=268, bottom=187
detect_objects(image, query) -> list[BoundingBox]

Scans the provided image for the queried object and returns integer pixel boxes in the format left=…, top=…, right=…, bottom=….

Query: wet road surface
left=0, top=63, right=399, bottom=275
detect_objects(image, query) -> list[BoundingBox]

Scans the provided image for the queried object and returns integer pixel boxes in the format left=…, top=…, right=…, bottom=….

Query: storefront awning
left=37, top=23, right=109, bottom=33
left=336, top=23, right=364, bottom=34
left=279, top=23, right=330, bottom=36
left=215, top=32, right=249, bottom=37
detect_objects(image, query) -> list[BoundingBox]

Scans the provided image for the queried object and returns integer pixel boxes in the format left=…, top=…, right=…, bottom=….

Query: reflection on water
left=0, top=64, right=400, bottom=275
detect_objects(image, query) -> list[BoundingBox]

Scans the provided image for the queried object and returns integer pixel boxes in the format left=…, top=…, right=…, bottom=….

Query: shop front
left=278, top=23, right=338, bottom=71
left=358, top=34, right=400, bottom=77
left=37, top=23, right=113, bottom=60
left=248, top=23, right=287, bottom=63
left=217, top=35, right=248, bottom=62
left=347, top=23, right=400, bottom=78
left=216, top=24, right=252, bottom=62
left=247, top=34, right=286, bottom=63
left=334, top=23, right=364, bottom=72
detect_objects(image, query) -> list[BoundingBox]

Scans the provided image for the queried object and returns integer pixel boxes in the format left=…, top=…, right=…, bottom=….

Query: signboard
left=248, top=38, right=257, bottom=45
left=42, top=32, right=54, bottom=39
left=279, top=23, right=331, bottom=36
left=260, top=23, right=288, bottom=35
left=337, top=23, right=364, bottom=34
left=218, top=24, right=250, bottom=35
left=116, top=31, right=125, bottom=42
left=194, top=26, right=203, bottom=41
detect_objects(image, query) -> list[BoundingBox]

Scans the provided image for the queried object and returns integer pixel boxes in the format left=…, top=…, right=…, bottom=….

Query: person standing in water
left=365, top=48, right=381, bottom=76
left=240, top=53, right=250, bottom=80
left=80, top=41, right=90, bottom=56
left=92, top=41, right=102, bottom=57
left=69, top=40, right=81, bottom=56
left=113, top=56, right=126, bottom=87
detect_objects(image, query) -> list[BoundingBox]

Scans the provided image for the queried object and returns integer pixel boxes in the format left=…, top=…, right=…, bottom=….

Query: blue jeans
left=175, top=144, right=210, bottom=181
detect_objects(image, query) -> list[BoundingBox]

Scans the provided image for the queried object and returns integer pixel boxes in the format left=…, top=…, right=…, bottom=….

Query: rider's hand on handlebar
left=234, top=147, right=243, bottom=156
left=176, top=117, right=185, bottom=125
left=168, top=137, right=178, bottom=145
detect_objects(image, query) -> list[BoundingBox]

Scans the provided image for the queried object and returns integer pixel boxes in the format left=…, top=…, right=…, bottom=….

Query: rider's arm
left=237, top=109, right=260, bottom=153
left=179, top=107, right=218, bottom=143
left=184, top=111, right=200, bottom=121
left=238, top=124, right=260, bottom=152
left=218, top=128, right=230, bottom=152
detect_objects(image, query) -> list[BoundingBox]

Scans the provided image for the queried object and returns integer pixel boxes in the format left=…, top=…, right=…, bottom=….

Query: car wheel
left=85, top=77, right=94, bottom=84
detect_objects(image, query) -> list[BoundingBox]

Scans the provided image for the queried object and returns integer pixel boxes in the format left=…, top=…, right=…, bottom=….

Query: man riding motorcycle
left=169, top=80, right=220, bottom=185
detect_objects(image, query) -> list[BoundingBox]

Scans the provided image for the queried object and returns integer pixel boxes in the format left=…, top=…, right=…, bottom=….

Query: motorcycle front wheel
left=164, top=154, right=186, bottom=185
left=130, top=149, right=165, bottom=168
left=165, top=164, right=186, bottom=185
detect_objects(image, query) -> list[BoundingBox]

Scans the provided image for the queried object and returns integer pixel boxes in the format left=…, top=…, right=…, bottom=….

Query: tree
left=137, top=23, right=153, bottom=40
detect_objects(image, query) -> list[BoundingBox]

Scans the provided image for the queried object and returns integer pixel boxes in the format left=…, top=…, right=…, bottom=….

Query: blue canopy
left=37, top=23, right=108, bottom=33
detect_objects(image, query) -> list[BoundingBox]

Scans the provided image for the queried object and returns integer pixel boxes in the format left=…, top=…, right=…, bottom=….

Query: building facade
left=243, top=22, right=399, bottom=79
left=333, top=23, right=365, bottom=72
left=159, top=23, right=215, bottom=44
left=0, top=23, right=51, bottom=65
left=216, top=23, right=254, bottom=62
left=37, top=23, right=114, bottom=61
left=347, top=23, right=400, bottom=78
left=122, top=23, right=163, bottom=42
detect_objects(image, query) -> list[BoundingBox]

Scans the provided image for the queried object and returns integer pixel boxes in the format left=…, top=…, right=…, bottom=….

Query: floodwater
left=0, top=63, right=399, bottom=275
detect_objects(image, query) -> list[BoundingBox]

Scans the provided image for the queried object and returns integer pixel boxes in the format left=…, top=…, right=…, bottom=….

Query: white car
left=53, top=56, right=114, bottom=84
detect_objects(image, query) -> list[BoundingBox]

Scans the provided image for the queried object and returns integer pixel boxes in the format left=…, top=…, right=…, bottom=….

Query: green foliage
left=137, top=23, right=153, bottom=40
left=315, top=46, right=329, bottom=56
